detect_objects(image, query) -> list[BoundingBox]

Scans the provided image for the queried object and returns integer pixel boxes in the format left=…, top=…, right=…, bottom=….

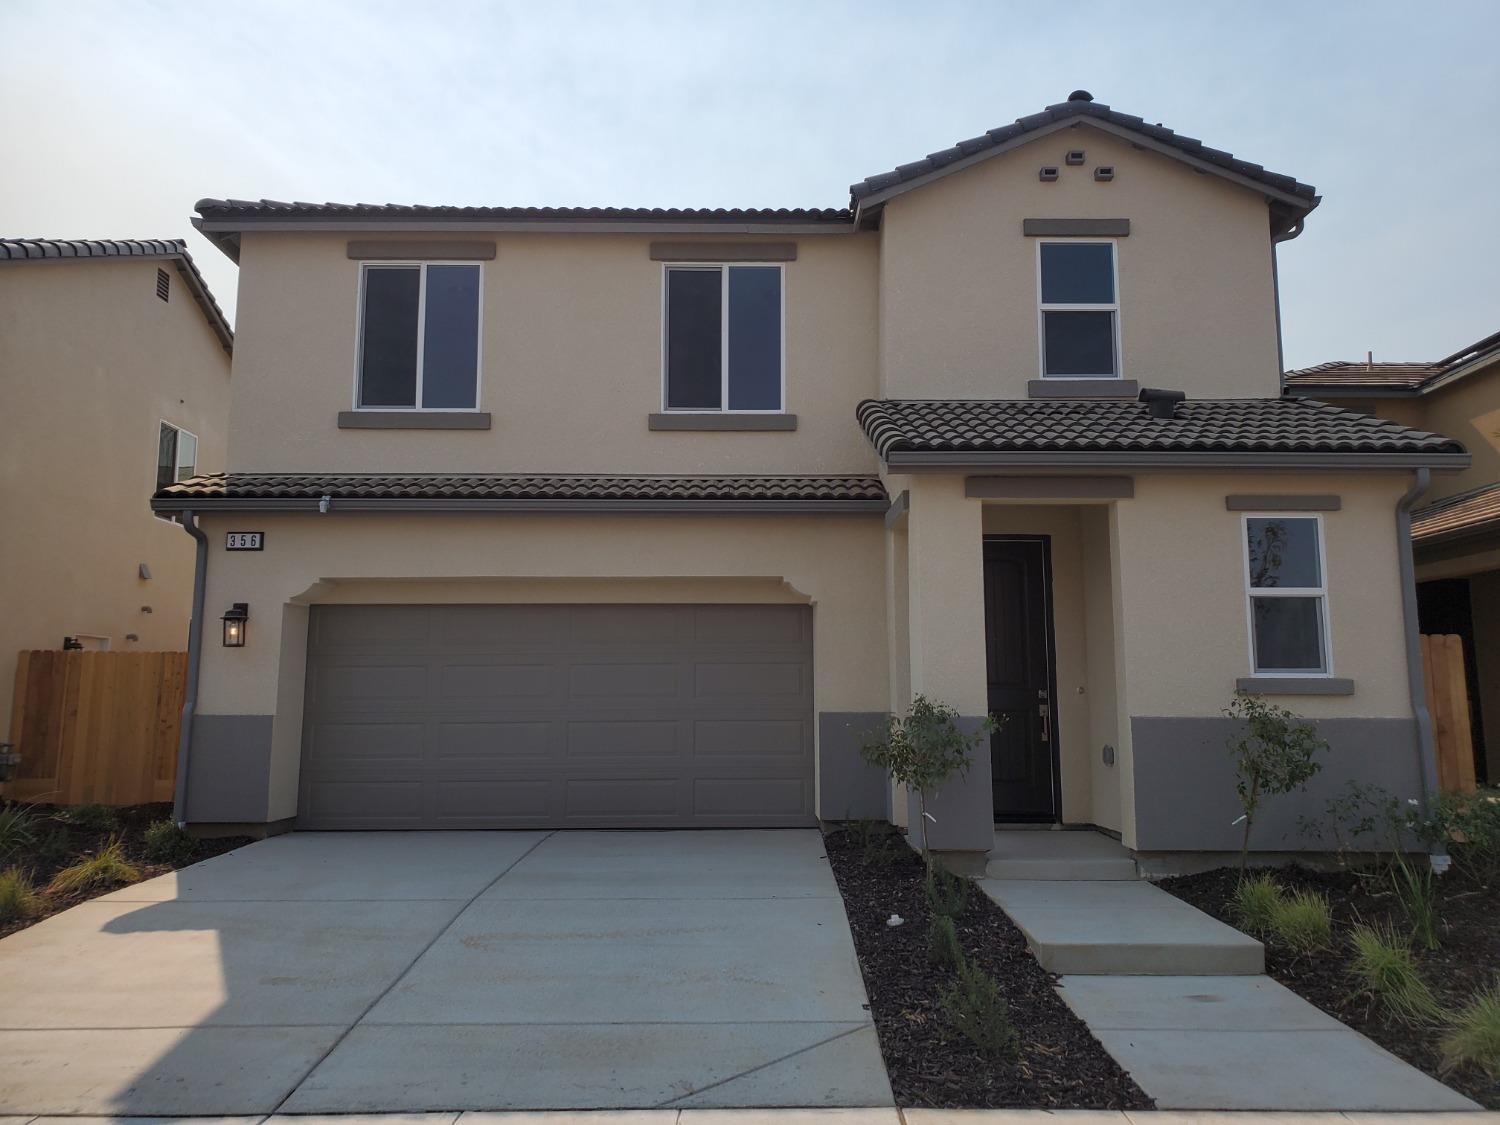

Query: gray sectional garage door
left=298, top=604, right=815, bottom=829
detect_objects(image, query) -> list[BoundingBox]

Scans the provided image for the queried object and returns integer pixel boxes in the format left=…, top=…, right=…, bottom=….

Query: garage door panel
left=299, top=604, right=814, bottom=829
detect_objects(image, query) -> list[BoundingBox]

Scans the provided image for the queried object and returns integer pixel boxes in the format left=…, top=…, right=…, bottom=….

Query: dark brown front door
left=983, top=537, right=1059, bottom=822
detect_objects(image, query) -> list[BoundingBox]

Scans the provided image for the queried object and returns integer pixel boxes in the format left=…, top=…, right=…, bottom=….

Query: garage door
left=298, top=604, right=815, bottom=829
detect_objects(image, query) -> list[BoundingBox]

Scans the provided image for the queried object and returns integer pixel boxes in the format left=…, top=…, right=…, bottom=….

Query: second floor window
left=664, top=264, right=783, bottom=411
left=1038, top=241, right=1119, bottom=378
left=156, top=420, right=197, bottom=523
left=358, top=262, right=481, bottom=410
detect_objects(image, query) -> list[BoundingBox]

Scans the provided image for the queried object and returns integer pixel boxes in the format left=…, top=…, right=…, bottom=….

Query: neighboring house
left=1286, top=330, right=1500, bottom=785
left=156, top=91, right=1469, bottom=858
left=0, top=238, right=233, bottom=735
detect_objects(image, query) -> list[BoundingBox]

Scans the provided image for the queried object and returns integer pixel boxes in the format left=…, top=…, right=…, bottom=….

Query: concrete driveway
left=0, top=830, right=891, bottom=1115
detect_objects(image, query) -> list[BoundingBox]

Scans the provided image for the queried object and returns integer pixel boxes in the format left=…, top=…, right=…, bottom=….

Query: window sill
left=648, top=413, right=798, bottom=432
left=1028, top=378, right=1138, bottom=400
left=338, top=411, right=491, bottom=430
left=1235, top=676, right=1354, bottom=696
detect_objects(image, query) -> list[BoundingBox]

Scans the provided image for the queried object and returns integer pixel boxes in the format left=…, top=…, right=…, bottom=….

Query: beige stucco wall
left=228, top=231, right=880, bottom=476
left=877, top=125, right=1282, bottom=399
left=1114, top=472, right=1415, bottom=720
left=193, top=510, right=888, bottom=820
left=1416, top=369, right=1500, bottom=503
left=0, top=258, right=231, bottom=731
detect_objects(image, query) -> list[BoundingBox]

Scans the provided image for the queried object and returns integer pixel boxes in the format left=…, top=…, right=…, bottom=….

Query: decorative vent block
left=1039, top=166, right=1060, bottom=182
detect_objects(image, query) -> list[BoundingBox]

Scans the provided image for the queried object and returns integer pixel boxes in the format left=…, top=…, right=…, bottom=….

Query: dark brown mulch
left=1, top=801, right=253, bottom=938
left=1160, top=856, right=1500, bottom=1108
left=822, top=826, right=1153, bottom=1109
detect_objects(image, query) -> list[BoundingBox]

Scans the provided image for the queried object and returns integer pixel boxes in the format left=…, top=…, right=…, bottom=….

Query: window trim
left=659, top=261, right=787, bottom=414
left=1240, top=512, right=1335, bottom=677
left=1034, top=239, right=1123, bottom=380
left=153, top=419, right=199, bottom=524
left=352, top=260, right=485, bottom=412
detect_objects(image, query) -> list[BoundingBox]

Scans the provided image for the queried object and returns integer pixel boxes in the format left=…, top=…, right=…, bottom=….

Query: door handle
left=1037, top=688, right=1051, bottom=743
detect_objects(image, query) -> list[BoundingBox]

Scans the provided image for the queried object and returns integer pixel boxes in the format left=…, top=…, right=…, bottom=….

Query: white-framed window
left=1036, top=240, right=1121, bottom=378
left=356, top=261, right=482, bottom=410
left=1242, top=514, right=1332, bottom=675
left=662, top=263, right=784, bottom=412
left=155, top=421, right=198, bottom=524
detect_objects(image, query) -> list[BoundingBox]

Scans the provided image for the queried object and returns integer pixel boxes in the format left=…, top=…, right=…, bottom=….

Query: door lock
left=1037, top=688, right=1051, bottom=743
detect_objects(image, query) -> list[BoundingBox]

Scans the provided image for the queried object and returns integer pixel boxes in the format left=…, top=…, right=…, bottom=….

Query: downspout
left=173, top=510, right=208, bottom=827
left=1396, top=468, right=1444, bottom=864
left=1271, top=217, right=1305, bottom=389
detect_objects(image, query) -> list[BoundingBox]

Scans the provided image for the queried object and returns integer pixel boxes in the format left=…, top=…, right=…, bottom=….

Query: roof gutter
left=172, top=510, right=208, bottom=828
left=1396, top=468, right=1445, bottom=864
left=880, top=450, right=1471, bottom=472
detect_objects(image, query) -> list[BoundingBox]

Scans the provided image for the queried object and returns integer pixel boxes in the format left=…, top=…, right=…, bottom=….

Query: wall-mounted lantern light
left=222, top=603, right=249, bottom=647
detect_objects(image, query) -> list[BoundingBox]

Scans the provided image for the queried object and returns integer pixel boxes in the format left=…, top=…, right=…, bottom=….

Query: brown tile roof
left=857, top=397, right=1466, bottom=463
left=195, top=200, right=852, bottom=224
left=152, top=472, right=889, bottom=511
left=850, top=91, right=1318, bottom=231
left=0, top=237, right=233, bottom=351
left=1285, top=329, right=1500, bottom=395
left=1413, top=482, right=1500, bottom=545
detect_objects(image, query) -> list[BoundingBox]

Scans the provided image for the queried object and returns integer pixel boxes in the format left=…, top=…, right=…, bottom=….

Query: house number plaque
left=225, top=532, right=265, bottom=551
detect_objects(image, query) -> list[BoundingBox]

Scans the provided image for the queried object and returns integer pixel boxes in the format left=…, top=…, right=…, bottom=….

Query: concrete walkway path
left=977, top=838, right=1479, bottom=1111
left=0, top=830, right=890, bottom=1116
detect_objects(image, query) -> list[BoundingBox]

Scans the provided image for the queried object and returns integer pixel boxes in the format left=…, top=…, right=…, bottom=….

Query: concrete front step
left=979, top=879, right=1265, bottom=975
left=985, top=830, right=1140, bottom=881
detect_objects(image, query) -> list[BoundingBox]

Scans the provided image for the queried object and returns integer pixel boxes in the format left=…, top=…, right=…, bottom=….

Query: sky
left=2, top=0, right=1496, bottom=369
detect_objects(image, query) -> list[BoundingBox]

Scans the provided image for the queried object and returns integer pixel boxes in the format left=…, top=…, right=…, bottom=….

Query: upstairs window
left=155, top=421, right=197, bottom=523
left=1037, top=241, right=1119, bottom=377
left=1243, top=515, right=1331, bottom=674
left=358, top=262, right=481, bottom=409
left=664, top=264, right=782, bottom=411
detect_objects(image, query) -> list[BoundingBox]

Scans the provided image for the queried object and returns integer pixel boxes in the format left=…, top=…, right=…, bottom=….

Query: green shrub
left=940, top=959, right=1018, bottom=1059
left=1441, top=980, right=1500, bottom=1079
left=1419, top=788, right=1500, bottom=879
left=62, top=804, right=119, bottom=833
left=48, top=840, right=140, bottom=894
left=34, top=826, right=69, bottom=865
left=925, top=865, right=969, bottom=919
left=0, top=804, right=37, bottom=860
left=928, top=913, right=965, bottom=968
left=0, top=867, right=40, bottom=922
left=1224, top=692, right=1326, bottom=872
left=1348, top=923, right=1441, bottom=1023
left=1390, top=853, right=1439, bottom=951
left=1267, top=887, right=1332, bottom=953
left=1233, top=873, right=1283, bottom=935
left=143, top=820, right=196, bottom=864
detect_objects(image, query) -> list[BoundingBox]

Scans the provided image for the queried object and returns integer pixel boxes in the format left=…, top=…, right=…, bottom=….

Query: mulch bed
left=1160, top=857, right=1499, bottom=1108
left=822, top=825, right=1153, bottom=1109
left=1, top=800, right=253, bottom=938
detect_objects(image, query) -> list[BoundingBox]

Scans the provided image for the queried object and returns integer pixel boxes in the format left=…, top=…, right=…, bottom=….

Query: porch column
left=905, top=475, right=994, bottom=851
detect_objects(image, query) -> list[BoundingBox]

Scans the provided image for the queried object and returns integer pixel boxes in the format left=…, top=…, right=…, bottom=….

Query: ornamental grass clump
left=0, top=867, right=40, bottom=923
left=144, top=819, right=197, bottom=865
left=1348, top=923, right=1441, bottom=1024
left=1232, top=872, right=1283, bottom=935
left=0, top=804, right=37, bottom=861
left=1441, top=981, right=1500, bottom=1079
left=48, top=839, right=140, bottom=895
left=1267, top=887, right=1332, bottom=953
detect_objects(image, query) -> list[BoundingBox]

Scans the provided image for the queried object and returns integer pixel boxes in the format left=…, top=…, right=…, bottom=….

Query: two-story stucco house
left=1, top=238, right=233, bottom=735
left=155, top=92, right=1469, bottom=858
left=1287, top=329, right=1500, bottom=787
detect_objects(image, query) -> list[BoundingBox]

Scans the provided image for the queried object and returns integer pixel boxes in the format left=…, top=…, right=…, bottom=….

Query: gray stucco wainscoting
left=1131, top=716, right=1424, bottom=853
left=184, top=713, right=275, bottom=823
left=816, top=712, right=890, bottom=821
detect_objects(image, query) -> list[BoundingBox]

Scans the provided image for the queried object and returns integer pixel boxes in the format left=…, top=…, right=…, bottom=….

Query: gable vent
left=155, top=267, right=170, bottom=302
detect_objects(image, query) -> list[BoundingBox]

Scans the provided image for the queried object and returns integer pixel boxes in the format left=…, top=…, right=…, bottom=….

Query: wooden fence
left=5, top=650, right=186, bottom=807
left=1420, top=633, right=1478, bottom=794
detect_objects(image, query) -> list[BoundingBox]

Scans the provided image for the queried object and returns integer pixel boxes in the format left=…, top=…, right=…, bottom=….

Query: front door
left=983, top=537, right=1059, bottom=821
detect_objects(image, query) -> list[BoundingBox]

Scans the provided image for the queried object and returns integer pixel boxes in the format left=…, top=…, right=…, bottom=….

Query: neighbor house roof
left=856, top=397, right=1467, bottom=469
left=0, top=237, right=234, bottom=352
left=152, top=473, right=890, bottom=513
left=193, top=91, right=1319, bottom=257
left=848, top=90, right=1319, bottom=233
left=1412, top=482, right=1500, bottom=547
left=1285, top=329, right=1500, bottom=398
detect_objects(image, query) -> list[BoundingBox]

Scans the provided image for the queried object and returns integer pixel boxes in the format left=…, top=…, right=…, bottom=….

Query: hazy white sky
left=2, top=0, right=1495, bottom=368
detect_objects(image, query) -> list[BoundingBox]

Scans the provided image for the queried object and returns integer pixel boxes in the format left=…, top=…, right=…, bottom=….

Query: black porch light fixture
left=221, top=603, right=249, bottom=647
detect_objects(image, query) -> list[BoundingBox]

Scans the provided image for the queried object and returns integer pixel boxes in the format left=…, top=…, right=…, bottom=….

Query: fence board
left=1421, top=633, right=1477, bottom=795
left=3, top=650, right=188, bottom=807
